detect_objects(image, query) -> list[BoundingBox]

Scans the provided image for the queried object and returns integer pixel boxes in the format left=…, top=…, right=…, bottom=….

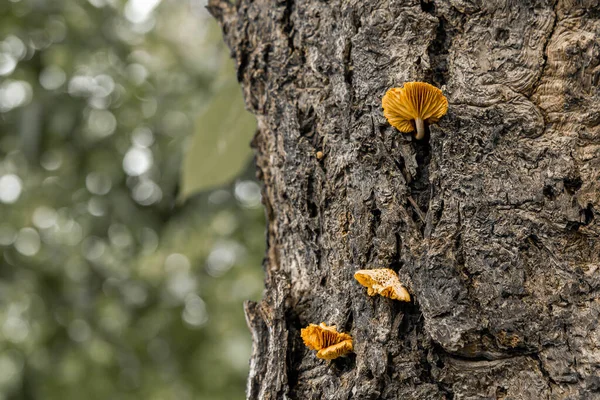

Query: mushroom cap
left=354, top=268, right=411, bottom=302
left=316, top=340, right=353, bottom=360
left=301, top=323, right=353, bottom=359
left=382, top=82, right=448, bottom=133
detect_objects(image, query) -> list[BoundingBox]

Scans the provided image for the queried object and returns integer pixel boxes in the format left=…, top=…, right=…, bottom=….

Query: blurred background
left=0, top=0, right=265, bottom=399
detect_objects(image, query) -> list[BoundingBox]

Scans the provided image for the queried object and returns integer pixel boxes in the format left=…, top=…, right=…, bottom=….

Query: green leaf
left=180, top=66, right=256, bottom=201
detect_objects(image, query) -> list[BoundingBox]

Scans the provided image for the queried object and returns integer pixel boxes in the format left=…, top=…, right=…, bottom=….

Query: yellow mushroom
left=382, top=82, right=448, bottom=140
left=301, top=322, right=353, bottom=360
left=354, top=268, right=411, bottom=302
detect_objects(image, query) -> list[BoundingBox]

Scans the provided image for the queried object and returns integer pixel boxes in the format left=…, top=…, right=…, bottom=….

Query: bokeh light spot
left=2, top=35, right=26, bottom=60
left=234, top=180, right=262, bottom=208
left=206, top=241, right=245, bottom=277
left=132, top=179, right=162, bottom=205
left=86, top=109, right=117, bottom=139
left=131, top=126, right=154, bottom=147
left=0, top=53, right=17, bottom=76
left=68, top=319, right=92, bottom=342
left=208, top=189, right=231, bottom=205
left=124, top=0, right=161, bottom=24
left=87, top=197, right=107, bottom=217
left=86, top=172, right=112, bottom=195
left=40, top=149, right=63, bottom=171
left=32, top=206, right=58, bottom=229
left=123, top=146, right=153, bottom=176
left=39, top=65, right=66, bottom=90
left=82, top=236, right=106, bottom=261
left=108, top=223, right=133, bottom=249
left=182, top=294, right=208, bottom=328
left=2, top=309, right=30, bottom=343
left=0, top=174, right=23, bottom=203
left=0, top=80, right=32, bottom=112
left=14, top=227, right=41, bottom=256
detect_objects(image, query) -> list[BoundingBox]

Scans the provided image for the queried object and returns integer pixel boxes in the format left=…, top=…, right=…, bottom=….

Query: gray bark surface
left=209, top=0, right=600, bottom=398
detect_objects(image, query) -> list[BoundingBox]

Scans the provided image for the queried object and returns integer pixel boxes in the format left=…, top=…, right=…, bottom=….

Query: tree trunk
left=209, top=0, right=600, bottom=398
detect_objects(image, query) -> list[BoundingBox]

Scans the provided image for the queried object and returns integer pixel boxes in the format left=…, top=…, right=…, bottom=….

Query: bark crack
left=531, top=351, right=558, bottom=390
left=424, top=1, right=462, bottom=88
left=526, top=0, right=559, bottom=132
left=282, top=0, right=296, bottom=52
left=530, top=0, right=559, bottom=98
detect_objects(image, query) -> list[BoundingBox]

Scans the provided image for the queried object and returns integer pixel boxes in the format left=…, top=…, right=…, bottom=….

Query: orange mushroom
left=301, top=322, right=353, bottom=360
left=354, top=268, right=411, bottom=302
left=382, top=82, right=448, bottom=140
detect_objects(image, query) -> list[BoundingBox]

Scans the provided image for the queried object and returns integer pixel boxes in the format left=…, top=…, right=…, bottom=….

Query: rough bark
left=209, top=0, right=600, bottom=398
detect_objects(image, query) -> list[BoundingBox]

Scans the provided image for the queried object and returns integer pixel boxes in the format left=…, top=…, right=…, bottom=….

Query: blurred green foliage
left=0, top=0, right=264, bottom=399
left=181, top=63, right=257, bottom=201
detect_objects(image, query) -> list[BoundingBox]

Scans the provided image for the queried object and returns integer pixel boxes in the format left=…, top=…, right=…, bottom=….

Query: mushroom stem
left=415, top=118, right=425, bottom=140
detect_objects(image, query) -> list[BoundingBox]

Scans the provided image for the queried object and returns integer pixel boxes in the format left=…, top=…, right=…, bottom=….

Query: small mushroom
left=354, top=268, right=411, bottom=302
left=301, top=322, right=353, bottom=360
left=381, top=81, right=448, bottom=140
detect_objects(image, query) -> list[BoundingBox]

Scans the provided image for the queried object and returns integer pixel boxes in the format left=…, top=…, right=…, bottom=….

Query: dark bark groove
left=209, top=0, right=600, bottom=398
